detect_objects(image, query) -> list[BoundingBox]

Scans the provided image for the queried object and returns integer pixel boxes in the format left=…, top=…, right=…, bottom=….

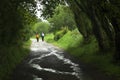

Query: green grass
left=45, top=33, right=55, bottom=43
left=0, top=40, right=31, bottom=80
left=57, top=30, right=83, bottom=49
left=46, top=29, right=120, bottom=80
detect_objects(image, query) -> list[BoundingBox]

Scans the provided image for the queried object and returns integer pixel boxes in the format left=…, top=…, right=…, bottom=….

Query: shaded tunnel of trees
left=0, top=1, right=37, bottom=79
left=40, top=0, right=120, bottom=63
left=0, top=0, right=120, bottom=74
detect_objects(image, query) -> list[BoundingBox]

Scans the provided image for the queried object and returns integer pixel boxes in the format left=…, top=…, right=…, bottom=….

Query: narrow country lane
left=10, top=39, right=115, bottom=80
left=11, top=39, right=83, bottom=80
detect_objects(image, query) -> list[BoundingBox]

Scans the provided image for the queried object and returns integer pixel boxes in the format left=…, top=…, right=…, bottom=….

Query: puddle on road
left=29, top=51, right=82, bottom=80
left=29, top=39, right=82, bottom=80
left=34, top=78, right=42, bottom=80
left=31, top=64, right=76, bottom=75
left=33, top=75, right=43, bottom=80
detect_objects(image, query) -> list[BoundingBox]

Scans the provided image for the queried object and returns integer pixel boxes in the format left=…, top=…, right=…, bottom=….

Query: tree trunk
left=111, top=18, right=120, bottom=62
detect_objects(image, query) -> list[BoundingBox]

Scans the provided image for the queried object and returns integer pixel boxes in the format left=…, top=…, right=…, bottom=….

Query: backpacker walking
left=41, top=32, right=45, bottom=41
left=36, top=33, right=39, bottom=42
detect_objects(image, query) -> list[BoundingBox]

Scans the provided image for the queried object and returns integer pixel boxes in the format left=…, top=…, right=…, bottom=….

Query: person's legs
left=42, top=36, right=44, bottom=41
left=38, top=38, right=39, bottom=42
left=36, top=38, right=37, bottom=42
left=36, top=38, right=39, bottom=42
left=43, top=37, right=44, bottom=41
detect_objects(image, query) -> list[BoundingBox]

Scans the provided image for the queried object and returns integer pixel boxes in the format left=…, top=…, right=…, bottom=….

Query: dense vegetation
left=32, top=21, right=50, bottom=34
left=0, top=0, right=37, bottom=80
left=48, top=5, right=76, bottom=32
left=45, top=29, right=120, bottom=80
left=0, top=0, right=120, bottom=80
left=40, top=0, right=120, bottom=63
left=47, top=5, right=76, bottom=40
left=41, top=0, right=120, bottom=79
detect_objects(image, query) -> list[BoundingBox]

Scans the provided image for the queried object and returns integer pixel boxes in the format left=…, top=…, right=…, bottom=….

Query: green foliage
left=54, top=27, right=68, bottom=41
left=48, top=5, right=76, bottom=32
left=40, top=0, right=64, bottom=19
left=40, top=0, right=120, bottom=62
left=45, top=33, right=55, bottom=43
left=0, top=0, right=37, bottom=56
left=0, top=0, right=37, bottom=79
left=53, top=28, right=83, bottom=49
left=46, top=28, right=120, bottom=80
left=0, top=0, right=37, bottom=46
left=0, top=40, right=31, bottom=80
left=32, top=21, right=51, bottom=34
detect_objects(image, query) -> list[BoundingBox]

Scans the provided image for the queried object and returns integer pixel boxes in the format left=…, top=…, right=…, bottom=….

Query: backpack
left=36, top=34, right=39, bottom=38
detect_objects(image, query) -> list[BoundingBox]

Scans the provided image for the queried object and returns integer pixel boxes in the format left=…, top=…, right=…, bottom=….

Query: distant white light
left=35, top=0, right=48, bottom=22
left=35, top=0, right=42, bottom=19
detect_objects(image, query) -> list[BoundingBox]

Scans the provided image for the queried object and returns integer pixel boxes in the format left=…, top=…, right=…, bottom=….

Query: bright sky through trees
left=35, top=1, right=48, bottom=22
left=36, top=1, right=49, bottom=23
left=35, top=0, right=42, bottom=19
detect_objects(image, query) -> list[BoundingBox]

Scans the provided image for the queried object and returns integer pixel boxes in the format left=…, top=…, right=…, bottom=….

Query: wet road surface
left=11, top=39, right=82, bottom=80
left=10, top=39, right=116, bottom=80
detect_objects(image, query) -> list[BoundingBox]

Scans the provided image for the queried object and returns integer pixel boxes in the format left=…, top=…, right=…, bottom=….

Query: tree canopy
left=48, top=5, right=76, bottom=32
left=33, top=21, right=51, bottom=34
left=39, top=0, right=120, bottom=62
left=0, top=0, right=37, bottom=46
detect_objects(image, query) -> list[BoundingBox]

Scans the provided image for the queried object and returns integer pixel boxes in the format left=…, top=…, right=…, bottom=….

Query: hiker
left=41, top=32, right=45, bottom=41
left=36, top=33, right=39, bottom=42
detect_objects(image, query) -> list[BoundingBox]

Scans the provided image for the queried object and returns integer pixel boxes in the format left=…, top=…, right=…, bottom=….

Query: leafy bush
left=54, top=27, right=68, bottom=41
left=48, top=5, right=76, bottom=32
left=54, top=29, right=120, bottom=80
left=45, top=33, right=55, bottom=43
left=32, top=22, right=51, bottom=34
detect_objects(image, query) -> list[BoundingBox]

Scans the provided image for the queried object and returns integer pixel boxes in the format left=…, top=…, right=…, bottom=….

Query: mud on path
left=10, top=39, right=115, bottom=80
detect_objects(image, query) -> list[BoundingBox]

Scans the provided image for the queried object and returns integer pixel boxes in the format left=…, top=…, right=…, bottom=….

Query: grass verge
left=46, top=29, right=120, bottom=80
left=0, top=40, right=31, bottom=80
